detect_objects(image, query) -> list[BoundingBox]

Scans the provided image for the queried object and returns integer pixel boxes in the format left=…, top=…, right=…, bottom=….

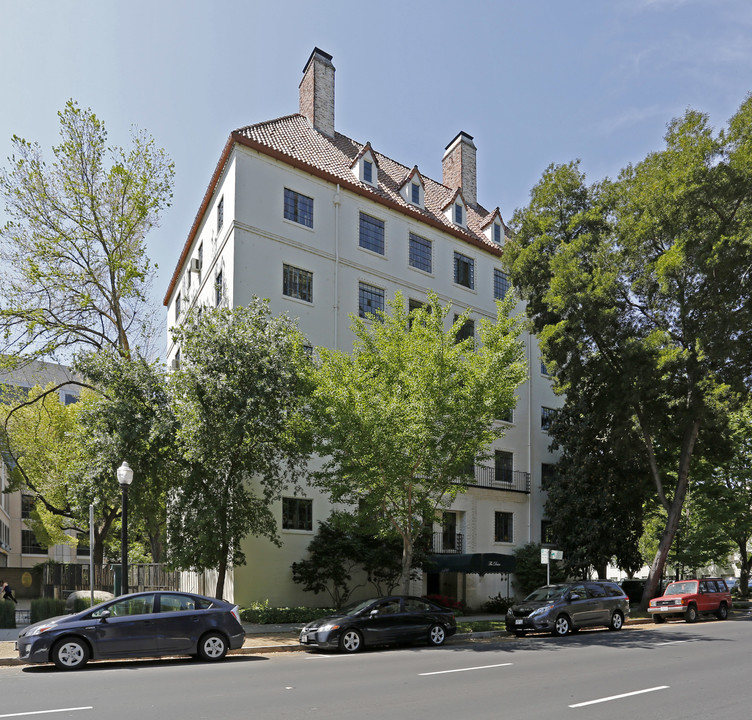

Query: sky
left=1, top=0, right=751, bottom=351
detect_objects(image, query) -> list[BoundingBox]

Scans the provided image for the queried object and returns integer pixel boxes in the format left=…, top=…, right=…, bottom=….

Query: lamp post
left=116, top=461, right=133, bottom=595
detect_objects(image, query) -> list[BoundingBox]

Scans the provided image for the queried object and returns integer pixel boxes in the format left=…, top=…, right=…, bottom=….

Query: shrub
left=30, top=598, right=67, bottom=624
left=481, top=593, right=515, bottom=614
left=239, top=600, right=335, bottom=624
left=0, top=601, right=15, bottom=629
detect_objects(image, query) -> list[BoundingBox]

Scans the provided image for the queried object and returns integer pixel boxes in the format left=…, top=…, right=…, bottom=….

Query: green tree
left=512, top=543, right=567, bottom=597
left=311, top=291, right=527, bottom=593
left=0, top=100, right=174, bottom=364
left=168, top=300, right=313, bottom=598
left=504, top=97, right=752, bottom=606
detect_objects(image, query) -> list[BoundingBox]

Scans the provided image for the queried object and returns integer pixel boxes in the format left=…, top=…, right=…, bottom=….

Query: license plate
left=515, top=619, right=523, bottom=625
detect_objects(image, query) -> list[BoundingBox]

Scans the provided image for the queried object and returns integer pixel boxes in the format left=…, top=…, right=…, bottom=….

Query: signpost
left=541, top=548, right=563, bottom=584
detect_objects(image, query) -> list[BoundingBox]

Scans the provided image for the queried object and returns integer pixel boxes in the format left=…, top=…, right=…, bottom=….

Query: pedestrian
left=1, top=580, right=17, bottom=604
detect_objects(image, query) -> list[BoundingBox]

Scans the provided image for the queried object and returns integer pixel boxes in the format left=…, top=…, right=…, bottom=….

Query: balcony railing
left=431, top=532, right=464, bottom=554
left=459, top=465, right=531, bottom=493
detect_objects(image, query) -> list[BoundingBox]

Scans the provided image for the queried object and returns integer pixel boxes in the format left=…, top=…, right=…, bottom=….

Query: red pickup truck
left=648, top=578, right=731, bottom=623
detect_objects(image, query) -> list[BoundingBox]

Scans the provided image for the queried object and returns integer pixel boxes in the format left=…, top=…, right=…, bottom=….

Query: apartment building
left=164, top=48, right=562, bottom=608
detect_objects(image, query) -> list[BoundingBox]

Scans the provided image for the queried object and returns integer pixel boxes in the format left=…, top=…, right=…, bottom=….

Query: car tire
left=652, top=615, right=665, bottom=624
left=608, top=610, right=624, bottom=631
left=684, top=604, right=698, bottom=623
left=552, top=614, right=571, bottom=637
left=51, top=638, right=90, bottom=670
left=339, top=628, right=363, bottom=653
left=427, top=624, right=446, bottom=646
left=198, top=632, right=228, bottom=661
left=716, top=603, right=728, bottom=620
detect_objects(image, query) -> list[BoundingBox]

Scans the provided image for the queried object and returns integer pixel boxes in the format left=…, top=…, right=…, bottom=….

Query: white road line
left=656, top=639, right=692, bottom=646
left=0, top=708, right=93, bottom=718
left=569, top=686, right=669, bottom=708
left=419, top=662, right=512, bottom=676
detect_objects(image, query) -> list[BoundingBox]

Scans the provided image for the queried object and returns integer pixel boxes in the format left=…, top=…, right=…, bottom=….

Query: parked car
left=16, top=591, right=245, bottom=670
left=299, top=595, right=457, bottom=653
left=648, top=578, right=731, bottom=623
left=505, top=581, right=629, bottom=637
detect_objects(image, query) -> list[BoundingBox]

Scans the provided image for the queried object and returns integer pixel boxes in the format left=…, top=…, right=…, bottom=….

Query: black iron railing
left=459, top=466, right=531, bottom=493
left=431, top=532, right=464, bottom=554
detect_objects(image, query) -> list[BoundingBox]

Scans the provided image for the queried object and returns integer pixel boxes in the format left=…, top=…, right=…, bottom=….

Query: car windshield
left=664, top=581, right=698, bottom=595
left=339, top=598, right=381, bottom=615
left=523, top=586, right=567, bottom=602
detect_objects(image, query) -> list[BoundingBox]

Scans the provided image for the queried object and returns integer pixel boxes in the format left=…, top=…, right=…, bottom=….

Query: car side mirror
left=370, top=609, right=379, bottom=617
left=98, top=609, right=111, bottom=622
left=569, top=593, right=581, bottom=601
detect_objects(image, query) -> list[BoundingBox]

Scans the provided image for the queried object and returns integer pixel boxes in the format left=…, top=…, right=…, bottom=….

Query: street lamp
left=116, top=461, right=133, bottom=595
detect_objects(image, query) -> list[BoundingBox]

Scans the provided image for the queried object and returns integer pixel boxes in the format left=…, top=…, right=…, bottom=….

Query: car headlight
left=529, top=606, right=550, bottom=618
left=28, top=624, right=54, bottom=636
left=318, top=623, right=340, bottom=632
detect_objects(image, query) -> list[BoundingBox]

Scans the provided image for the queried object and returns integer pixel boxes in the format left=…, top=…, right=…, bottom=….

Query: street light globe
left=117, top=461, right=134, bottom=488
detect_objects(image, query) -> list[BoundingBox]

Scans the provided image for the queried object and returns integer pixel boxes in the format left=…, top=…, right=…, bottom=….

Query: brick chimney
left=299, top=48, right=335, bottom=137
left=442, top=131, right=477, bottom=206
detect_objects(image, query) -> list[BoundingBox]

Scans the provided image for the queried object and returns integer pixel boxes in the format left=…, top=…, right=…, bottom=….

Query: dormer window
left=352, top=143, right=378, bottom=187
left=454, top=203, right=463, bottom=225
left=364, top=160, right=373, bottom=184
left=411, top=183, right=420, bottom=204
left=493, top=223, right=501, bottom=244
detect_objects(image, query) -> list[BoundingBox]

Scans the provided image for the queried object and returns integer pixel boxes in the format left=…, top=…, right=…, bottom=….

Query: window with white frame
left=284, top=188, right=314, bottom=228
left=217, top=196, right=224, bottom=233
left=541, top=406, right=556, bottom=431
left=454, top=252, right=474, bottom=289
left=494, top=269, right=510, bottom=300
left=454, top=203, right=463, bottom=225
left=359, top=212, right=385, bottom=254
left=359, top=282, right=385, bottom=318
left=494, top=512, right=513, bottom=543
left=409, top=233, right=432, bottom=273
left=282, top=497, right=313, bottom=531
left=283, top=264, right=313, bottom=303
left=215, top=270, right=224, bottom=307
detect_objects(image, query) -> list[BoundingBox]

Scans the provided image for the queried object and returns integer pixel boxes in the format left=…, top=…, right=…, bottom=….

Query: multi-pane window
left=541, top=406, right=556, bottom=431
left=541, top=520, right=555, bottom=545
left=454, top=315, right=475, bottom=344
left=282, top=264, right=313, bottom=303
left=409, top=233, right=432, bottom=273
left=217, top=196, right=224, bottom=233
left=359, top=282, right=385, bottom=318
left=494, top=512, right=513, bottom=543
left=541, top=463, right=558, bottom=490
left=282, top=497, right=313, bottom=531
left=284, top=188, right=314, bottom=228
left=494, top=269, right=510, bottom=300
left=495, top=451, right=513, bottom=484
left=411, top=182, right=420, bottom=204
left=22, top=529, right=45, bottom=555
left=493, top=223, right=502, bottom=244
left=363, top=160, right=373, bottom=184
left=359, top=213, right=385, bottom=254
left=454, top=203, right=463, bottom=225
left=215, top=270, right=224, bottom=307
left=21, top=494, right=35, bottom=520
left=454, top=252, right=474, bottom=289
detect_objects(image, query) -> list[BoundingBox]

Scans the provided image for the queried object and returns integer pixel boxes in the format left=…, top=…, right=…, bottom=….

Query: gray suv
left=506, top=581, right=629, bottom=637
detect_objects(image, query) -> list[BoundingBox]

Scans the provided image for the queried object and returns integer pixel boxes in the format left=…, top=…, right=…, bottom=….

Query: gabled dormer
left=400, top=166, right=425, bottom=208
left=443, top=188, right=468, bottom=229
left=481, top=208, right=506, bottom=245
left=351, top=142, right=379, bottom=187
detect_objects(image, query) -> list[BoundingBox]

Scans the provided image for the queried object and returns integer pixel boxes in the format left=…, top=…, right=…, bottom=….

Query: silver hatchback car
left=506, top=581, right=629, bottom=637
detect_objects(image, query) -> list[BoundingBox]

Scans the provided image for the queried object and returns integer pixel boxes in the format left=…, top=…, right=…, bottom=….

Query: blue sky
left=2, top=0, right=751, bottom=348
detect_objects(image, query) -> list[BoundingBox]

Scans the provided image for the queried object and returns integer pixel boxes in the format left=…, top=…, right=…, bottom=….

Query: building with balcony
left=163, top=48, right=562, bottom=608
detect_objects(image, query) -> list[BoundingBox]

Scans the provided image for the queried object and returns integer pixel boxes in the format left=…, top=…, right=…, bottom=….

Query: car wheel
left=552, top=614, right=571, bottom=637
left=609, top=610, right=624, bottom=631
left=684, top=604, right=698, bottom=623
left=716, top=603, right=728, bottom=620
left=52, top=638, right=90, bottom=670
left=427, top=624, right=446, bottom=646
left=652, top=615, right=665, bottom=624
left=198, top=632, right=228, bottom=661
left=339, top=628, right=363, bottom=653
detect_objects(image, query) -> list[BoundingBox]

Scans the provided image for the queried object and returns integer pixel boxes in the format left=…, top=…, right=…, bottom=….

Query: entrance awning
left=426, top=553, right=515, bottom=576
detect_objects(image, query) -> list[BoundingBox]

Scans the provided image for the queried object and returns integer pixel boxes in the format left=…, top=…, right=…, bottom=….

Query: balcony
left=431, top=532, right=464, bottom=554
left=460, top=465, right=531, bottom=494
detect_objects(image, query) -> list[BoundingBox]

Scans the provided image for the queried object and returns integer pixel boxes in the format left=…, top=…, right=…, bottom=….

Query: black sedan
left=299, top=595, right=456, bottom=653
left=16, top=591, right=245, bottom=670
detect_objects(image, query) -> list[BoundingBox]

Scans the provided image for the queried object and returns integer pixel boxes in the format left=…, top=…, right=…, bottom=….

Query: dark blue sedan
left=16, top=591, right=245, bottom=670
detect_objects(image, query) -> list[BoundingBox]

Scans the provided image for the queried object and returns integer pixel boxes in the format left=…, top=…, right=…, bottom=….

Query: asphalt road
left=2, top=615, right=751, bottom=720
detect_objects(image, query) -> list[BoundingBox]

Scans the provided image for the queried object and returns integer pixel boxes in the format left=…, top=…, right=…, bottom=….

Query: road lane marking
left=656, top=639, right=692, bottom=646
left=419, top=662, right=512, bottom=676
left=569, top=686, right=669, bottom=708
left=0, top=709, right=93, bottom=718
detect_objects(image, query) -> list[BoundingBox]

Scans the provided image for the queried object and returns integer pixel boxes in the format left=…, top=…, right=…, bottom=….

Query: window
left=175, top=292, right=181, bottom=320
left=495, top=451, right=513, bottom=484
left=541, top=360, right=550, bottom=375
left=21, top=495, right=35, bottom=520
left=411, top=182, right=420, bottom=204
left=158, top=593, right=211, bottom=612
left=494, top=269, right=510, bottom=300
left=302, top=344, right=313, bottom=357
left=282, top=497, right=313, bottom=531
left=76, top=542, right=90, bottom=557
left=217, top=196, right=224, bottom=233
left=359, top=213, right=385, bottom=254
left=22, top=529, right=45, bottom=555
left=541, top=520, right=554, bottom=545
left=493, top=223, right=502, bottom=244
left=454, top=252, right=474, bottom=289
left=283, top=264, right=313, bottom=302
left=284, top=188, right=314, bottom=228
left=541, top=407, right=556, bottom=432
left=94, top=595, right=155, bottom=617
left=442, top=511, right=457, bottom=552
left=215, top=270, right=223, bottom=307
left=409, top=233, right=432, bottom=273
left=454, top=203, right=463, bottom=225
left=64, top=393, right=77, bottom=405
left=494, top=512, right=513, bottom=543
left=454, top=315, right=474, bottom=345
left=363, top=160, right=373, bottom=184
left=359, top=282, right=385, bottom=318
left=541, top=463, right=557, bottom=491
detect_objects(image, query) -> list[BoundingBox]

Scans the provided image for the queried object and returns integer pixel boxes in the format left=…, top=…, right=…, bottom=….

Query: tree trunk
left=401, top=538, right=413, bottom=595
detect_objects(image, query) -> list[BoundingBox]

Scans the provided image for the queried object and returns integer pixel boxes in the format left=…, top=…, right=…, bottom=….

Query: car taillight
left=231, top=605, right=241, bottom=623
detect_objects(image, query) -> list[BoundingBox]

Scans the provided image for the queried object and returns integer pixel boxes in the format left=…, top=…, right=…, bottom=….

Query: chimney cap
left=302, top=47, right=333, bottom=73
left=444, top=131, right=475, bottom=151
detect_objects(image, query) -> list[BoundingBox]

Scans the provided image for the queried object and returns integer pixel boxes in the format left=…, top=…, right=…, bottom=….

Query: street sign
left=550, top=550, right=563, bottom=560
left=540, top=548, right=550, bottom=564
